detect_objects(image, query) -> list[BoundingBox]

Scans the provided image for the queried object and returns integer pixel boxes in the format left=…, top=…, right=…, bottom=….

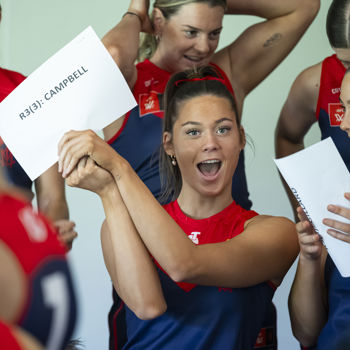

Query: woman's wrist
left=123, top=11, right=142, bottom=25
left=109, top=154, right=131, bottom=183
left=100, top=183, right=122, bottom=206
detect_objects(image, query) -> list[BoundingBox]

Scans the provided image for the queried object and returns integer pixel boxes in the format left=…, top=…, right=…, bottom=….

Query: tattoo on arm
left=263, top=33, right=282, bottom=48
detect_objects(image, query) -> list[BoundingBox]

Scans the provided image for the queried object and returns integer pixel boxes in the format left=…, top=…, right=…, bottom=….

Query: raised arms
left=66, top=156, right=166, bottom=319
left=275, top=63, right=321, bottom=220
left=58, top=130, right=298, bottom=290
left=213, top=0, right=320, bottom=108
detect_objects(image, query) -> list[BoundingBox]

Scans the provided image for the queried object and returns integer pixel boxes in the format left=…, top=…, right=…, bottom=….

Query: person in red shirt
left=57, top=66, right=298, bottom=350
left=0, top=3, right=76, bottom=249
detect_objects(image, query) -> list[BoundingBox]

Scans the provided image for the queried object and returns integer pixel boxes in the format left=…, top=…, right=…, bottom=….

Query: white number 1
left=42, top=272, right=69, bottom=350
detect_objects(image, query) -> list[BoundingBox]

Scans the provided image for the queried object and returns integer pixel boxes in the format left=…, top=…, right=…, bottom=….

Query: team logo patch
left=188, top=232, right=201, bottom=244
left=139, top=92, right=162, bottom=117
left=328, top=103, right=344, bottom=126
left=254, top=326, right=275, bottom=349
left=0, top=137, right=15, bottom=168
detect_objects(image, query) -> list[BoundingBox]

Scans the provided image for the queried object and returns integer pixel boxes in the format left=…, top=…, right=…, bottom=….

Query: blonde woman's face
left=155, top=2, right=224, bottom=73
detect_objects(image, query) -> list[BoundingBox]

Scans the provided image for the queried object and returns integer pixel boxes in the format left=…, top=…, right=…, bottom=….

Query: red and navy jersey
left=107, top=59, right=251, bottom=209
left=0, top=68, right=32, bottom=191
left=0, top=321, right=24, bottom=350
left=303, top=256, right=350, bottom=350
left=316, top=55, right=350, bottom=169
left=120, top=201, right=275, bottom=349
left=0, top=194, right=77, bottom=350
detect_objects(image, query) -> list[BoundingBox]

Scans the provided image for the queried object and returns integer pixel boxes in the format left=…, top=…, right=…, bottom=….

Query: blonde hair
left=138, top=0, right=226, bottom=62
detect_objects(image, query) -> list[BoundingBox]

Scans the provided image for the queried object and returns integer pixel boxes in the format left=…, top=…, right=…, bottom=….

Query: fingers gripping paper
left=275, top=137, right=350, bottom=277
left=0, top=26, right=137, bottom=181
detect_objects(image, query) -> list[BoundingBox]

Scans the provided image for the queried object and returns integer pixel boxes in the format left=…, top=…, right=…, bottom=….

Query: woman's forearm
left=289, top=255, right=327, bottom=346
left=100, top=185, right=166, bottom=320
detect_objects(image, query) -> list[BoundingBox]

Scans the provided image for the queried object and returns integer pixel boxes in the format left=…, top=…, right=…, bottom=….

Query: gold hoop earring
left=170, top=155, right=177, bottom=166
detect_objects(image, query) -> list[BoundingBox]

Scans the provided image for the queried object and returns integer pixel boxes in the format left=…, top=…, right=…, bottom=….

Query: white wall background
left=0, top=1, right=332, bottom=349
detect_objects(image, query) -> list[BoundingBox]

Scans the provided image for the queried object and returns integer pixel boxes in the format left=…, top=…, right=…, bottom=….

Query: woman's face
left=164, top=94, right=244, bottom=198
left=154, top=2, right=224, bottom=73
left=340, top=71, right=350, bottom=137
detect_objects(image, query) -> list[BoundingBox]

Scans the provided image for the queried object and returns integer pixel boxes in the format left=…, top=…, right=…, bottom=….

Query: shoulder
left=280, top=62, right=323, bottom=121
left=0, top=67, right=26, bottom=84
left=244, top=215, right=297, bottom=246
left=0, top=194, right=66, bottom=262
left=245, top=214, right=294, bottom=228
left=290, top=62, right=322, bottom=101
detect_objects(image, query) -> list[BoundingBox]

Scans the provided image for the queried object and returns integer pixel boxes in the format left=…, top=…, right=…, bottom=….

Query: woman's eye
left=186, top=129, right=200, bottom=136
left=185, top=30, right=197, bottom=38
left=209, top=30, right=221, bottom=40
left=217, top=126, right=231, bottom=134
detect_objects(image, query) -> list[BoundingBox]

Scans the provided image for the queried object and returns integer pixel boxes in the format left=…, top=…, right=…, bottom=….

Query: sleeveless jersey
left=107, top=59, right=251, bottom=209
left=0, top=321, right=24, bottom=350
left=0, top=194, right=77, bottom=350
left=107, top=60, right=278, bottom=350
left=120, top=200, right=275, bottom=349
left=0, top=68, right=32, bottom=190
left=303, top=256, right=350, bottom=350
left=316, top=55, right=350, bottom=169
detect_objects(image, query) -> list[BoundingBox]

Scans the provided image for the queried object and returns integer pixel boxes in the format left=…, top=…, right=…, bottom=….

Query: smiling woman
left=100, top=7, right=320, bottom=344
left=57, top=66, right=299, bottom=350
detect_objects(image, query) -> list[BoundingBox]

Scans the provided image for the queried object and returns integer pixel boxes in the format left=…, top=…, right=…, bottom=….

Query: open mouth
left=184, top=55, right=204, bottom=63
left=197, top=159, right=222, bottom=177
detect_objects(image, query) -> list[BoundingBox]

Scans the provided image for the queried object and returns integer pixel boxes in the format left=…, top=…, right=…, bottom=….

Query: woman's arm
left=65, top=157, right=166, bottom=320
left=288, top=207, right=328, bottom=347
left=275, top=63, right=321, bottom=221
left=35, top=164, right=78, bottom=250
left=102, top=0, right=153, bottom=141
left=111, top=160, right=298, bottom=287
left=213, top=0, right=320, bottom=105
left=58, top=130, right=298, bottom=287
left=102, top=0, right=152, bottom=88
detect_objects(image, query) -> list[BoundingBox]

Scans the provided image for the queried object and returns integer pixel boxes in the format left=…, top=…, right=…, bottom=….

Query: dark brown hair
left=327, top=0, right=350, bottom=48
left=159, top=65, right=239, bottom=202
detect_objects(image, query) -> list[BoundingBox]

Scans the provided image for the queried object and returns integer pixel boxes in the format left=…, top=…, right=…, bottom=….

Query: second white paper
left=275, top=137, right=350, bottom=277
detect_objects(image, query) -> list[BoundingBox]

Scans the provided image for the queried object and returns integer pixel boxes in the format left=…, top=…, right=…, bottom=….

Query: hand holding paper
left=0, top=26, right=137, bottom=181
left=323, top=192, right=350, bottom=243
left=296, top=206, right=323, bottom=261
left=275, top=137, right=350, bottom=277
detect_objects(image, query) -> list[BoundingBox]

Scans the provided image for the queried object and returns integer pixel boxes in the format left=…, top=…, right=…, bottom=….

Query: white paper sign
left=275, top=137, right=350, bottom=277
left=0, top=26, right=137, bottom=181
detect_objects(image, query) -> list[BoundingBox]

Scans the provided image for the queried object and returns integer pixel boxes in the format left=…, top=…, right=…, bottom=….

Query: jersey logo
left=328, top=103, right=344, bottom=126
left=0, top=137, right=15, bottom=168
left=139, top=92, right=163, bottom=117
left=331, top=87, right=341, bottom=94
left=254, top=326, right=275, bottom=348
left=188, top=232, right=201, bottom=244
left=18, top=207, right=48, bottom=242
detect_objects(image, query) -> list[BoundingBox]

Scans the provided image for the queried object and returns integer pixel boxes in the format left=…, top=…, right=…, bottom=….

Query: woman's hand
left=323, top=192, right=350, bottom=244
left=58, top=130, right=118, bottom=178
left=65, top=156, right=115, bottom=196
left=54, top=219, right=77, bottom=251
left=128, top=0, right=153, bottom=33
left=296, top=207, right=323, bottom=260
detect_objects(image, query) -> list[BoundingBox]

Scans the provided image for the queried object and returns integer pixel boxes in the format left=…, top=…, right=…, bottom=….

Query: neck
left=177, top=187, right=233, bottom=219
left=149, top=48, right=174, bottom=73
